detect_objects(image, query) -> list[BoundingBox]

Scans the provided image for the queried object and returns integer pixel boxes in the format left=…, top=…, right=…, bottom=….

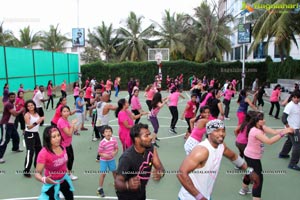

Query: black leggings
left=132, top=109, right=141, bottom=124
left=243, top=156, right=263, bottom=198
left=14, top=113, right=25, bottom=131
left=146, top=100, right=152, bottom=111
left=169, top=106, right=178, bottom=129
left=66, top=145, right=74, bottom=171
left=269, top=101, right=280, bottom=118
left=46, top=95, right=54, bottom=109
left=45, top=180, right=73, bottom=200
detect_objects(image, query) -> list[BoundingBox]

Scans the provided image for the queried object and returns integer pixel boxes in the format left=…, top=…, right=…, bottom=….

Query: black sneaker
left=278, top=154, right=290, bottom=159
left=97, top=188, right=105, bottom=197
left=155, top=137, right=160, bottom=141
left=288, top=164, right=300, bottom=171
left=12, top=149, right=23, bottom=153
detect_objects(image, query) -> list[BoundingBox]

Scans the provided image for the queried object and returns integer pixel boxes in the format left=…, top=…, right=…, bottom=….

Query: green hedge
left=81, top=58, right=300, bottom=90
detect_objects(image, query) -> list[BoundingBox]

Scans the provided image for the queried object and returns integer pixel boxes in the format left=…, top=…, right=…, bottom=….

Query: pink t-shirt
left=37, top=147, right=68, bottom=180
left=131, top=95, right=141, bottom=110
left=190, top=127, right=206, bottom=142
left=244, top=127, right=264, bottom=159
left=61, top=83, right=66, bottom=91
left=106, top=80, right=113, bottom=91
left=98, top=137, right=118, bottom=161
left=185, top=100, right=197, bottom=118
left=232, top=80, right=237, bottom=88
left=118, top=110, right=134, bottom=148
left=146, top=89, right=156, bottom=100
left=57, top=117, right=72, bottom=147
left=236, top=126, right=248, bottom=144
left=15, top=97, right=25, bottom=112
left=47, top=85, right=53, bottom=96
left=224, top=89, right=235, bottom=101
left=168, top=92, right=180, bottom=107
left=270, top=89, right=281, bottom=102
left=73, top=86, right=79, bottom=96
left=200, top=93, right=212, bottom=107
left=85, top=87, right=92, bottom=98
left=209, top=80, right=214, bottom=87
left=51, top=104, right=63, bottom=125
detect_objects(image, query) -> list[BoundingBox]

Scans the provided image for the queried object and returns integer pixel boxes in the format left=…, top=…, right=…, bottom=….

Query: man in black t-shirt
left=115, top=123, right=165, bottom=200
left=0, top=92, right=24, bottom=163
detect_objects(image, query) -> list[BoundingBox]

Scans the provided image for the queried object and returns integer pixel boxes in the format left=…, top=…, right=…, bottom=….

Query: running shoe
left=239, top=188, right=252, bottom=195
left=69, top=173, right=78, bottom=181
left=97, top=188, right=105, bottom=197
left=0, top=158, right=5, bottom=164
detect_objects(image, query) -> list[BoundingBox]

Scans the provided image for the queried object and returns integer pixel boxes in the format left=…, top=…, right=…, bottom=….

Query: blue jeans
left=115, top=86, right=119, bottom=97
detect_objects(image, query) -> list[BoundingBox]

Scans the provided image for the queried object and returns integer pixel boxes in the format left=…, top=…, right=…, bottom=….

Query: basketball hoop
left=155, top=52, right=163, bottom=74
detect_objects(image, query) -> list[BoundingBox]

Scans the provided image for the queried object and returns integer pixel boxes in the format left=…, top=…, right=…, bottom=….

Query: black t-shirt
left=257, top=88, right=265, bottom=98
left=208, top=98, right=220, bottom=118
left=116, top=145, right=154, bottom=200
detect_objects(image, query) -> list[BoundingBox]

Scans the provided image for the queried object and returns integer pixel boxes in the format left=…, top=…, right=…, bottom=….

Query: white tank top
left=178, top=139, right=224, bottom=200
left=25, top=114, right=40, bottom=132
left=96, top=101, right=109, bottom=126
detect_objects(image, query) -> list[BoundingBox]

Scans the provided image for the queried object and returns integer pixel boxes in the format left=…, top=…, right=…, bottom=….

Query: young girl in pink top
left=239, top=112, right=293, bottom=198
left=184, top=106, right=210, bottom=155
left=57, top=105, right=78, bottom=181
left=181, top=93, right=197, bottom=139
left=35, top=126, right=74, bottom=199
left=144, top=84, right=157, bottom=111
left=115, top=98, right=145, bottom=151
left=168, top=87, right=185, bottom=134
left=268, top=84, right=281, bottom=119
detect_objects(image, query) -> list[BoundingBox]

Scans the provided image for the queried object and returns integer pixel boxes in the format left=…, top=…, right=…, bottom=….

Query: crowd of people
left=0, top=75, right=299, bottom=200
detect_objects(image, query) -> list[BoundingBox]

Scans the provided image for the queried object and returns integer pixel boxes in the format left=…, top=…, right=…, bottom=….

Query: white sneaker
left=69, top=173, right=78, bottom=181
left=0, top=158, right=5, bottom=164
left=59, top=191, right=65, bottom=199
left=225, top=117, right=230, bottom=120
left=239, top=187, right=252, bottom=195
left=92, top=137, right=98, bottom=142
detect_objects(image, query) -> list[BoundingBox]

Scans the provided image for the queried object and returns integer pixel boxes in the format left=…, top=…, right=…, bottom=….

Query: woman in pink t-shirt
left=15, top=91, right=26, bottom=133
left=46, top=80, right=55, bottom=110
left=57, top=105, right=78, bottom=181
left=149, top=92, right=168, bottom=147
left=268, top=84, right=281, bottom=119
left=181, top=93, right=197, bottom=138
left=115, top=98, right=145, bottom=151
left=73, top=81, right=80, bottom=104
left=167, top=87, right=185, bottom=134
left=240, top=112, right=293, bottom=198
left=222, top=83, right=236, bottom=119
left=131, top=89, right=147, bottom=124
left=35, top=126, right=74, bottom=199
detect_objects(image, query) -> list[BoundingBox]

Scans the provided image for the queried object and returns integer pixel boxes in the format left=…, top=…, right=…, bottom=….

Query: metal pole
left=76, top=0, right=82, bottom=88
left=242, top=14, right=246, bottom=90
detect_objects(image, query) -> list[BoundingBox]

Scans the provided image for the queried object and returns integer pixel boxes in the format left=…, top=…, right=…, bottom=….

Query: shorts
left=184, top=136, right=200, bottom=155
left=76, top=112, right=85, bottom=126
left=84, top=98, right=91, bottom=110
left=99, top=159, right=116, bottom=173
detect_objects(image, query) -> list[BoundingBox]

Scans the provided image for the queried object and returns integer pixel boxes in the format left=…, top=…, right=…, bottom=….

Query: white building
left=219, top=0, right=300, bottom=62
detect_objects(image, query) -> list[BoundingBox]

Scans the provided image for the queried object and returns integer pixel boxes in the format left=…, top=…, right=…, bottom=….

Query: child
left=97, top=125, right=118, bottom=197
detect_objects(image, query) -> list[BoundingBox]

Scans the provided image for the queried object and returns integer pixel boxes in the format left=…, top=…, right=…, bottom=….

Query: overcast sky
left=0, top=0, right=205, bottom=38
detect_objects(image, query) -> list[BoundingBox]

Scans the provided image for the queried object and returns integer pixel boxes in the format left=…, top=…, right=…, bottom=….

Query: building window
left=253, top=42, right=267, bottom=59
left=274, top=45, right=287, bottom=58
left=235, top=46, right=241, bottom=60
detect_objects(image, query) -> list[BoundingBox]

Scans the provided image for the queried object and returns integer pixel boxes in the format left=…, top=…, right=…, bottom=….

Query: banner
left=238, top=23, right=251, bottom=44
left=72, top=28, right=85, bottom=47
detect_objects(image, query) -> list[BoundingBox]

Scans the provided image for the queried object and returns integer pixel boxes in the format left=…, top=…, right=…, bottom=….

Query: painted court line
left=2, top=196, right=157, bottom=200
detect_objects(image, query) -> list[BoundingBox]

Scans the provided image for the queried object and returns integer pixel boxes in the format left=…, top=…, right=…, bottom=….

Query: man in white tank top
left=177, top=119, right=257, bottom=200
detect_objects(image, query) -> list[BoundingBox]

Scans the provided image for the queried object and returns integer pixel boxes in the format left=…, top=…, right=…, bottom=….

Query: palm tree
left=116, top=11, right=156, bottom=61
left=0, top=22, right=15, bottom=46
left=14, top=26, right=41, bottom=48
left=152, top=10, right=187, bottom=60
left=249, top=0, right=300, bottom=62
left=187, top=2, right=233, bottom=62
left=40, top=24, right=69, bottom=52
left=88, top=21, right=118, bottom=62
